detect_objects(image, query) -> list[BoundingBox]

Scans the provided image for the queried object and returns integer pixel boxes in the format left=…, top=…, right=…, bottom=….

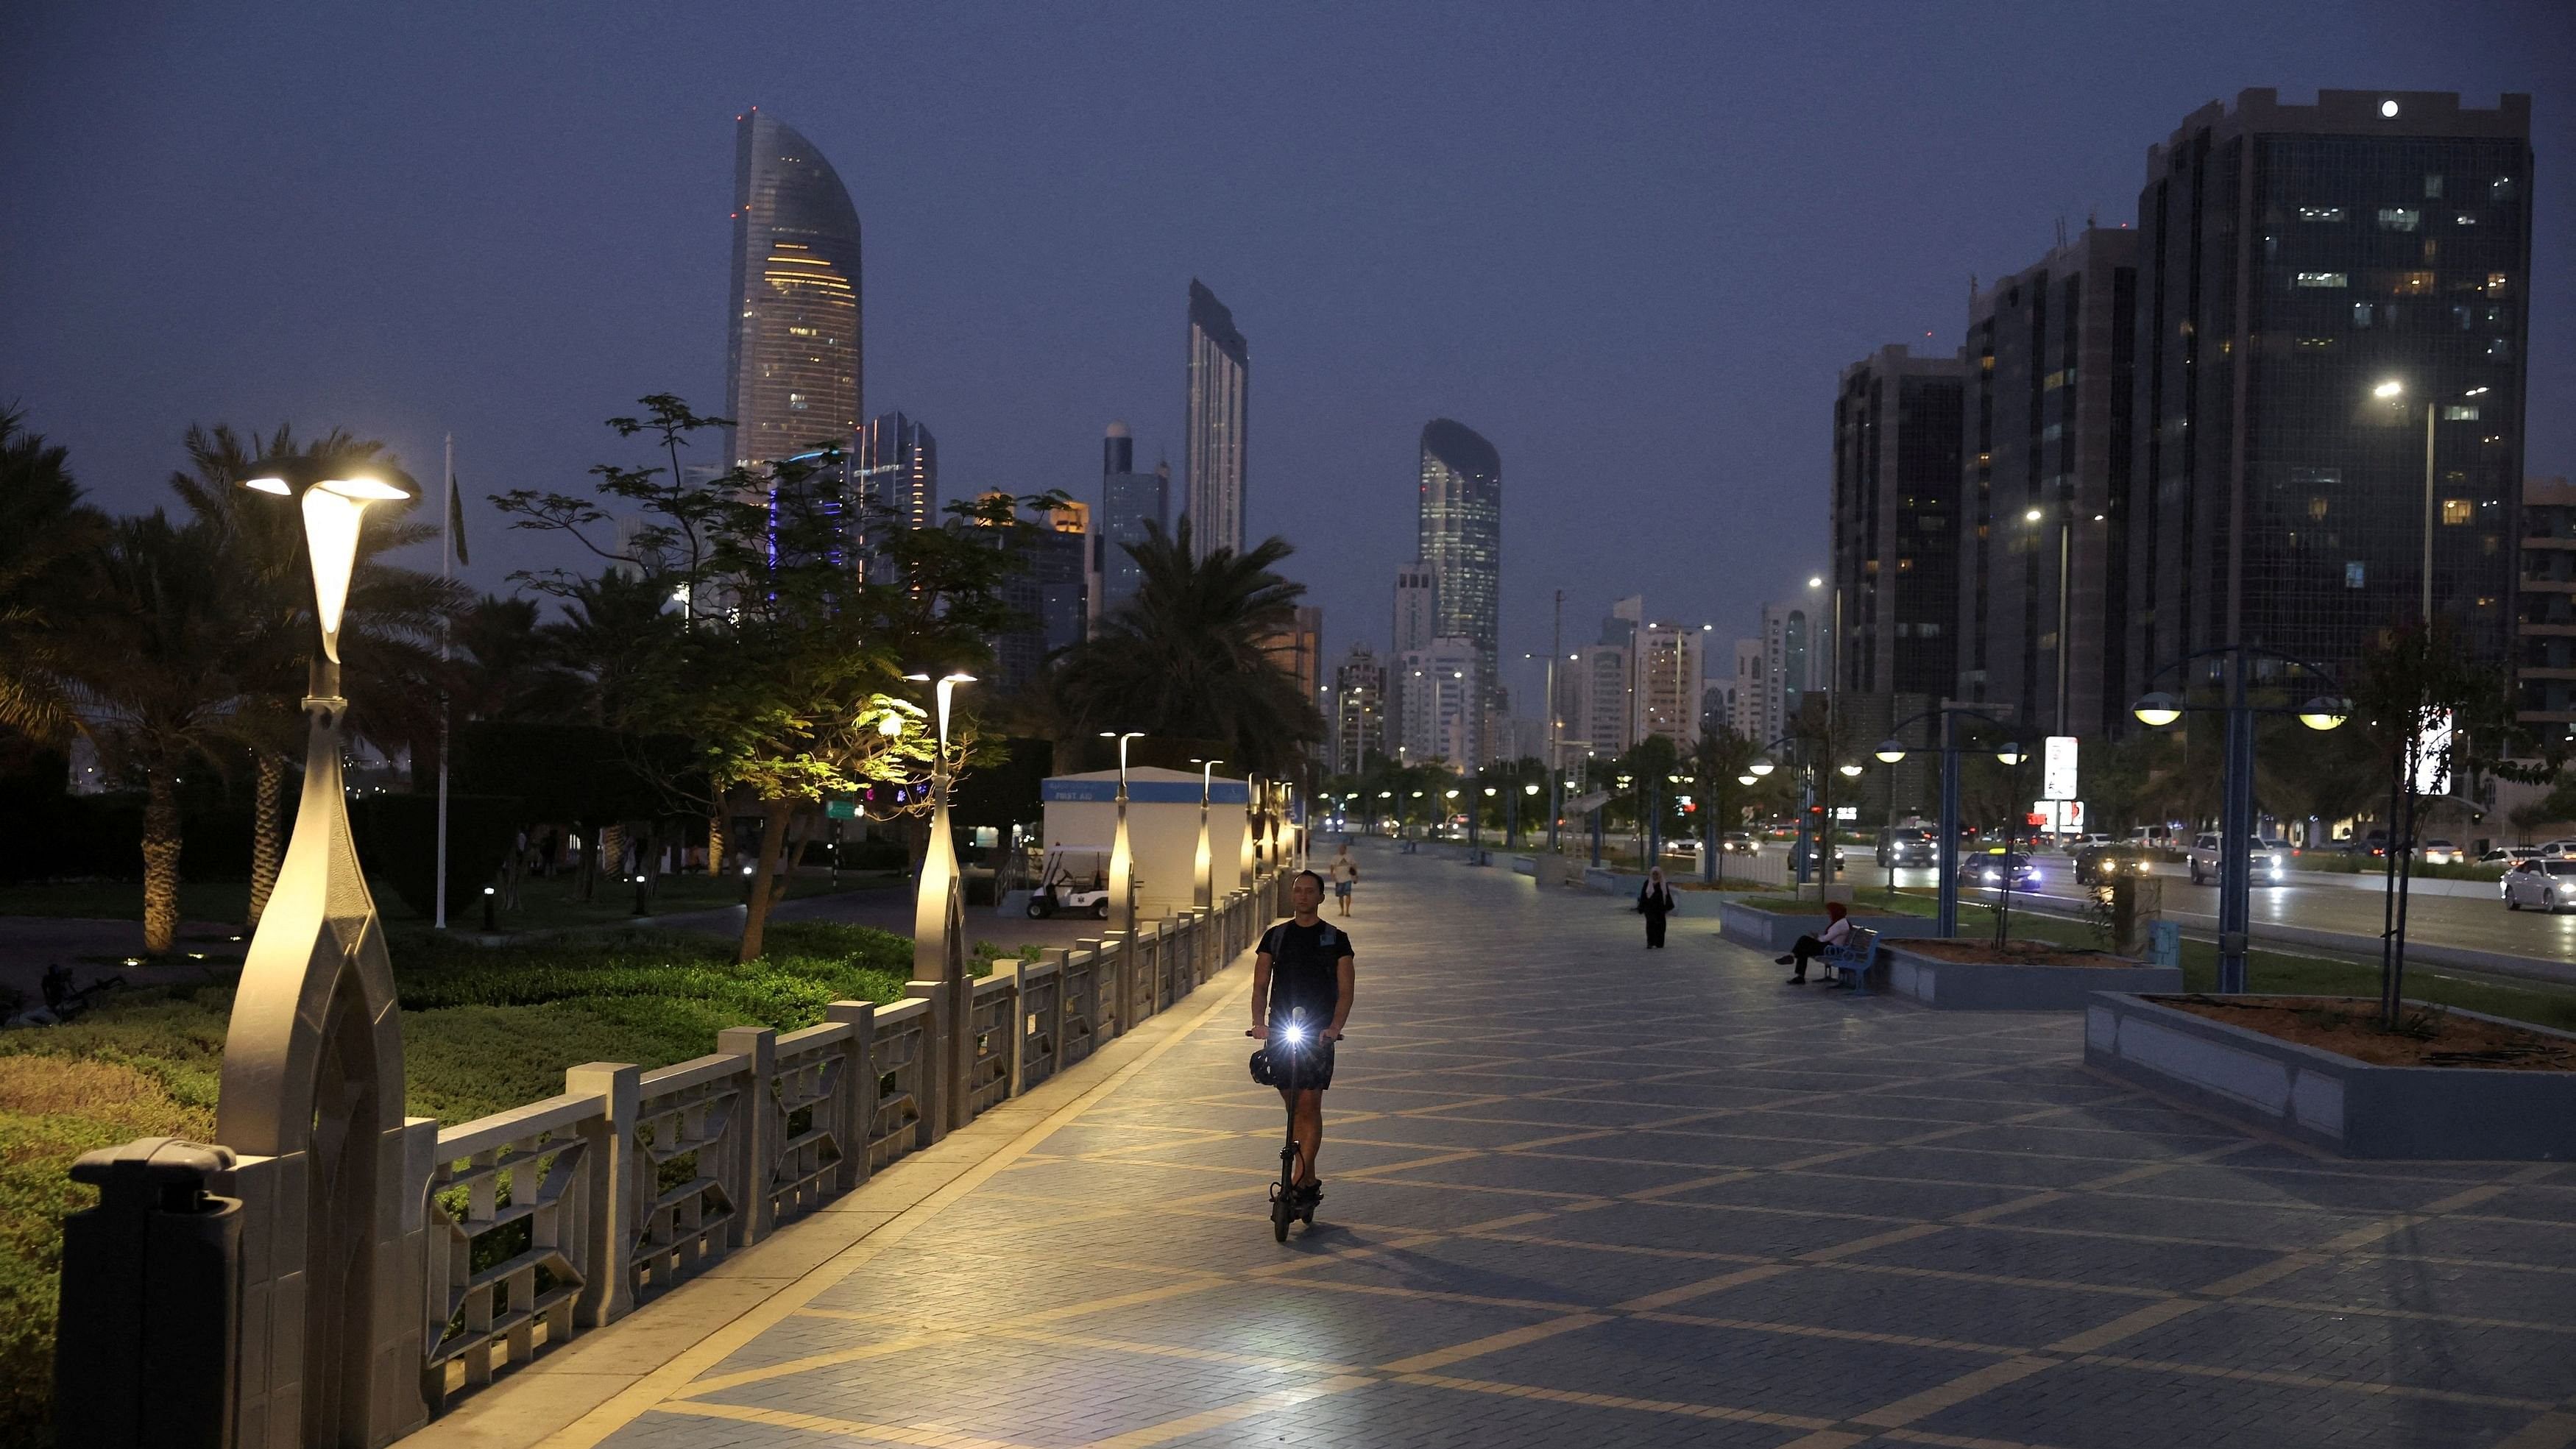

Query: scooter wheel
left=1272, top=1200, right=1290, bottom=1242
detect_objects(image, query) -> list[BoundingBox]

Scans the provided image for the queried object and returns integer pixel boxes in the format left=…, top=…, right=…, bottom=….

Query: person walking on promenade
left=1780, top=901, right=1852, bottom=983
left=1638, top=867, right=1677, bottom=949
left=1328, top=843, right=1359, bottom=916
left=1248, top=870, right=1354, bottom=1211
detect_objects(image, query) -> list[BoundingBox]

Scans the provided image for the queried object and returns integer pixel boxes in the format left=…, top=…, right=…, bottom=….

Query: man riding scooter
left=1247, top=870, right=1356, bottom=1222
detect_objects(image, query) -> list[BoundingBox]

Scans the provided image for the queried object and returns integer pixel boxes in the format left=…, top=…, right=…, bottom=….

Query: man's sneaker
left=1297, top=1180, right=1323, bottom=1208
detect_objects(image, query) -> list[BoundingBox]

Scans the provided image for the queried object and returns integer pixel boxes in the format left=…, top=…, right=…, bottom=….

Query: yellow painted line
left=1847, top=1356, right=2059, bottom=1429
left=1613, top=1261, right=1797, bottom=1311
left=1375, top=1311, right=1607, bottom=1373
left=1796, top=1222, right=1948, bottom=1263
left=649, top=1397, right=1034, bottom=1448
left=991, top=1325, right=1365, bottom=1376
left=2042, top=1297, right=2204, bottom=1354
left=1394, top=1371, right=1839, bottom=1431
left=1636, top=1310, right=2025, bottom=1358
left=2075, top=1352, right=2555, bottom=1410
left=536, top=971, right=1260, bottom=1446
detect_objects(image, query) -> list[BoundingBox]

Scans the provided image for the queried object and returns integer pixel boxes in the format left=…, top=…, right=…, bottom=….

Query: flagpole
left=436, top=433, right=453, bottom=930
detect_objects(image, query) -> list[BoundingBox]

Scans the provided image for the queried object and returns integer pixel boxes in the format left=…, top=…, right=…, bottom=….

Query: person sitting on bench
left=1777, top=902, right=1850, bottom=985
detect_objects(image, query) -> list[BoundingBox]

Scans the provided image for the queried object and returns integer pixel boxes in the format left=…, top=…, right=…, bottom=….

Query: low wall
left=1716, top=902, right=1948, bottom=954
left=2085, top=992, right=2576, bottom=1159
left=1876, top=945, right=2180, bottom=1011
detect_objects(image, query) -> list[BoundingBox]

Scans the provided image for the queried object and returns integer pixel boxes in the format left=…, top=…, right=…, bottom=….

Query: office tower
left=1730, top=638, right=1764, bottom=738
left=1393, top=564, right=1437, bottom=653
left=1397, top=638, right=1482, bottom=770
left=2125, top=89, right=2532, bottom=702
left=1955, top=231, right=2138, bottom=737
left=1754, top=603, right=1822, bottom=745
left=1565, top=642, right=1635, bottom=760
left=1418, top=419, right=1504, bottom=728
left=1259, top=605, right=1324, bottom=705
left=1097, top=423, right=1167, bottom=616
left=980, top=506, right=1088, bottom=693
left=1183, top=280, right=1249, bottom=561
left=1602, top=595, right=1643, bottom=651
left=726, top=109, right=863, bottom=470
left=1333, top=644, right=1387, bottom=773
left=2519, top=477, right=2576, bottom=732
left=1831, top=345, right=1968, bottom=708
left=1632, top=622, right=1705, bottom=748
left=852, top=413, right=936, bottom=583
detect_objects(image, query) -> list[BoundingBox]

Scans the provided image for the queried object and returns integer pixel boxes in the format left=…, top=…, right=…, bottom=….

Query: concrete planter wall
left=1875, top=943, right=2181, bottom=1011
left=1716, top=901, right=1947, bottom=954
left=2086, top=993, right=2576, bottom=1160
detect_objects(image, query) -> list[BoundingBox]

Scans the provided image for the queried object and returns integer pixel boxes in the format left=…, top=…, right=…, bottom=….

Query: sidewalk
left=418, top=844, right=2576, bottom=1449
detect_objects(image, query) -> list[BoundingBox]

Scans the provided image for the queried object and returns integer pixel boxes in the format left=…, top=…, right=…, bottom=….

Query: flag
left=447, top=470, right=470, bottom=566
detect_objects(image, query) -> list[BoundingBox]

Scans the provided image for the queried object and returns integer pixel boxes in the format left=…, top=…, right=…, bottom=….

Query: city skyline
left=3, top=6, right=2567, bottom=692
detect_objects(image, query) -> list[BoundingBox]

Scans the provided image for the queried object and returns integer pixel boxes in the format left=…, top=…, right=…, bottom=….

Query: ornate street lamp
left=1102, top=731, right=1145, bottom=935
left=216, top=458, right=422, bottom=1444
left=1192, top=757, right=1225, bottom=909
left=905, top=673, right=976, bottom=983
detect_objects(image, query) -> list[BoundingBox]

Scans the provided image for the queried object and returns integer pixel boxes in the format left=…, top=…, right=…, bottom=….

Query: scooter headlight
left=1278, top=1024, right=1306, bottom=1046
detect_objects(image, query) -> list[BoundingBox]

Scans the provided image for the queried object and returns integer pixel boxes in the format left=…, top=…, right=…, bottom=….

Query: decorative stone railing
left=409, top=871, right=1284, bottom=1421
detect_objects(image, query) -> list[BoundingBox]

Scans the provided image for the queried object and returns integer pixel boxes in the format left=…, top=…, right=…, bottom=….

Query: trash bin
left=54, top=1136, right=241, bottom=1449
left=2148, top=919, right=2182, bottom=968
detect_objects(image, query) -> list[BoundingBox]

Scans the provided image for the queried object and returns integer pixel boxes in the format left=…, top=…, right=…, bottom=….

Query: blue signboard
left=1042, top=779, right=1252, bottom=805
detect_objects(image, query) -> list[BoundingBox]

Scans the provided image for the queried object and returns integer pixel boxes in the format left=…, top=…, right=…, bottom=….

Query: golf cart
left=1027, top=845, right=1115, bottom=919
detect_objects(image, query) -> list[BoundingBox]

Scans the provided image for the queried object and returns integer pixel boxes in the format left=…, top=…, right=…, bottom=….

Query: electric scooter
left=1266, top=1007, right=1317, bottom=1243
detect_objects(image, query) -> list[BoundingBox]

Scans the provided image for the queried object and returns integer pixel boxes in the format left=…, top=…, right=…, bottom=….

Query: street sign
left=1834, top=806, right=1857, bottom=821
left=2044, top=736, right=2078, bottom=801
left=825, top=799, right=860, bottom=820
left=2413, top=710, right=2453, bottom=796
left=2031, top=799, right=2086, bottom=834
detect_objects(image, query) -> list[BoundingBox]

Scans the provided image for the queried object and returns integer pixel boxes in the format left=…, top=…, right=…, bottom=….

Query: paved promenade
left=531, top=846, right=2576, bottom=1449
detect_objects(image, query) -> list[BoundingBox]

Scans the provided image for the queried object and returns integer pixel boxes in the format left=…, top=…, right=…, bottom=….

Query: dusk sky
left=4, top=2, right=2569, bottom=714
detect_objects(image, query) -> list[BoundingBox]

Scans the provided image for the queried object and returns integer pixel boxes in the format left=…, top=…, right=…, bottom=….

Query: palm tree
left=168, top=423, right=454, bottom=925
left=0, top=408, right=107, bottom=745
left=1055, top=519, right=1322, bottom=774
left=66, top=514, right=258, bottom=952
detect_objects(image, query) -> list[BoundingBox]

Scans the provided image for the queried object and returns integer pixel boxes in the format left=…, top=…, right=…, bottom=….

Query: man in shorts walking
left=1248, top=870, right=1355, bottom=1211
left=1328, top=843, right=1359, bottom=916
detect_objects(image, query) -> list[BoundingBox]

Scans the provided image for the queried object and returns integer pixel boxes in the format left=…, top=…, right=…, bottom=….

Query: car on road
left=2481, top=846, right=2541, bottom=866
left=2538, top=840, right=2576, bottom=860
left=2502, top=859, right=2576, bottom=912
left=2186, top=833, right=2293, bottom=885
left=1719, top=832, right=1761, bottom=854
left=1790, top=841, right=1847, bottom=871
left=2074, top=842, right=2157, bottom=885
left=1971, top=851, right=2042, bottom=890
left=1876, top=826, right=1939, bottom=868
left=2419, top=839, right=2465, bottom=865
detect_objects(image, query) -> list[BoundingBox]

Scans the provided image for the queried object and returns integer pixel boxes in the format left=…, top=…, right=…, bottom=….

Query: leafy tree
left=0, top=408, right=107, bottom=745
left=1684, top=726, right=1763, bottom=875
left=1051, top=518, right=1322, bottom=776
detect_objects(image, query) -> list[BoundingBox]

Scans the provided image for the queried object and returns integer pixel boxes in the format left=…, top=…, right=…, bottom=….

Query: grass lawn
left=0, top=918, right=916, bottom=1448
left=1866, top=888, right=2576, bottom=1035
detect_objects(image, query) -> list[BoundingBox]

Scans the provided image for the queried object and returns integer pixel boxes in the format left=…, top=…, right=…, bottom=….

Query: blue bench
left=1820, top=927, right=1881, bottom=993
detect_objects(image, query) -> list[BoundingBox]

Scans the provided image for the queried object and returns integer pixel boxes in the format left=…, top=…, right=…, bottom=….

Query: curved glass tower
left=1418, top=418, right=1502, bottom=726
left=727, top=108, right=863, bottom=469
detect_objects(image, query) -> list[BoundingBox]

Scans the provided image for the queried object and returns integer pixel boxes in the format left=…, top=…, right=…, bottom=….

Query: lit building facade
left=1956, top=230, right=2137, bottom=737
left=1833, top=345, right=1967, bottom=706
left=1332, top=643, right=1387, bottom=773
left=1418, top=419, right=1503, bottom=729
left=1096, top=422, right=1167, bottom=616
left=1396, top=637, right=1482, bottom=770
left=1631, top=622, right=1705, bottom=748
left=2123, top=88, right=2532, bottom=698
left=1183, top=280, right=1249, bottom=561
left=2519, top=476, right=2576, bottom=734
left=726, top=110, right=863, bottom=470
left=854, top=412, right=935, bottom=584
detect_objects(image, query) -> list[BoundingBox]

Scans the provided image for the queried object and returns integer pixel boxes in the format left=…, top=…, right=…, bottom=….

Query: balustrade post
left=1096, top=933, right=1129, bottom=1038
left=1004, top=962, right=1027, bottom=1099
left=1040, top=949, right=1069, bottom=1070
left=905, top=988, right=948, bottom=1145
left=562, top=1061, right=640, bottom=1327
left=715, top=1027, right=776, bottom=1242
left=824, top=1002, right=875, bottom=1191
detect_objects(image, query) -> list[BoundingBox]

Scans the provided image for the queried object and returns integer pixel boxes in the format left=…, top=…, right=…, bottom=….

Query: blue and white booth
left=1040, top=767, right=1250, bottom=922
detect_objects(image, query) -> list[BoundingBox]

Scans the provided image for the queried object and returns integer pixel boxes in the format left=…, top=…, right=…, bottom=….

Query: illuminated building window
left=2297, top=205, right=2346, bottom=222
left=2295, top=272, right=2346, bottom=288
left=2442, top=499, right=2474, bottom=525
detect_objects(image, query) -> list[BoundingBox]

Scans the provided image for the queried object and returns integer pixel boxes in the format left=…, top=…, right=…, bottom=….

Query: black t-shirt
left=1260, top=918, right=1351, bottom=1028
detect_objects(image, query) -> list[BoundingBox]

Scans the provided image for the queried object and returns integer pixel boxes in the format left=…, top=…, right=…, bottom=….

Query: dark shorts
left=1334, top=879, right=1353, bottom=898
left=1267, top=1033, right=1337, bottom=1091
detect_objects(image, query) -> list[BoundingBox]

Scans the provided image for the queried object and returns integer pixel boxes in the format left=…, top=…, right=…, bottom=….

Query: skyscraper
left=726, top=109, right=863, bottom=470
left=1957, top=230, right=2138, bottom=736
left=1754, top=603, right=1822, bottom=744
left=1332, top=644, right=1387, bottom=773
left=1397, top=638, right=1482, bottom=770
left=2124, top=88, right=2532, bottom=698
left=1392, top=564, right=1437, bottom=653
left=1832, top=344, right=1967, bottom=703
left=1183, top=280, right=1249, bottom=561
left=1631, top=621, right=1705, bottom=748
left=853, top=413, right=935, bottom=584
left=1096, top=422, right=1168, bottom=616
left=1418, top=419, right=1503, bottom=731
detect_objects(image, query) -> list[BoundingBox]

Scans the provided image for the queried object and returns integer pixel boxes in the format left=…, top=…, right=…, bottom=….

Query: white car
left=2503, top=859, right=2576, bottom=911
left=2185, top=833, right=2293, bottom=885
left=2419, top=840, right=2463, bottom=865
left=2540, top=840, right=2576, bottom=860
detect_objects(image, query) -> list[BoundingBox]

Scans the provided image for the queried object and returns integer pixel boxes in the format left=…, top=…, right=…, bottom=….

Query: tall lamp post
left=1866, top=703, right=2017, bottom=938
left=1512, top=781, right=1536, bottom=850
left=2371, top=378, right=2487, bottom=626
left=2131, top=654, right=2346, bottom=991
left=216, top=458, right=417, bottom=1445
left=1475, top=783, right=1496, bottom=862
left=1192, top=757, right=1225, bottom=910
left=907, top=671, right=977, bottom=1133
left=1101, top=731, right=1144, bottom=935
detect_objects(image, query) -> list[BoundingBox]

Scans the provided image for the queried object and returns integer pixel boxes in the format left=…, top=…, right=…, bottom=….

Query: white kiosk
left=1040, top=766, right=1250, bottom=924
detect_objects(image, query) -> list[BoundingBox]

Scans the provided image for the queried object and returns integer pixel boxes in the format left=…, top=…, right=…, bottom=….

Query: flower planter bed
left=1716, top=900, right=1947, bottom=954
left=1876, top=941, right=2182, bottom=1011
left=2085, top=993, right=2576, bottom=1159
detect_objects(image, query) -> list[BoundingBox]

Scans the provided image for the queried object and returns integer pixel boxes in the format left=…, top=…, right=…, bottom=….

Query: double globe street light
left=1869, top=709, right=2029, bottom=937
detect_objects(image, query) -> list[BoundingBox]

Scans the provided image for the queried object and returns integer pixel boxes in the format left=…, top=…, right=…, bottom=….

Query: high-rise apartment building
left=1729, top=638, right=1765, bottom=738
left=1418, top=419, right=1503, bottom=727
left=1259, top=605, right=1324, bottom=706
left=1632, top=622, right=1705, bottom=748
left=1096, top=422, right=1167, bottom=616
left=1957, top=230, right=2138, bottom=736
left=2124, top=89, right=2532, bottom=700
left=1833, top=346, right=1967, bottom=706
left=1392, top=563, right=1437, bottom=653
left=726, top=110, right=863, bottom=470
left=980, top=505, right=1088, bottom=694
left=1565, top=642, right=1635, bottom=760
left=1183, top=280, right=1249, bottom=561
left=852, top=412, right=935, bottom=583
left=1396, top=638, right=1482, bottom=770
left=1752, top=603, right=1823, bottom=745
left=1332, top=644, right=1387, bottom=773
left=2519, top=476, right=2576, bottom=734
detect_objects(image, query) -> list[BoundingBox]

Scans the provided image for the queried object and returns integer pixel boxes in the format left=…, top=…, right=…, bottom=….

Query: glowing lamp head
left=1837, top=762, right=1864, bottom=778
left=1874, top=739, right=1906, bottom=764
left=2299, top=696, right=2352, bottom=731
left=2025, top=507, right=2043, bottom=523
left=1748, top=756, right=1776, bottom=778
left=1737, top=773, right=1756, bottom=786
left=244, top=475, right=291, bottom=496
left=2374, top=379, right=2405, bottom=399
left=1524, top=783, right=1540, bottom=796
left=2131, top=692, right=2183, bottom=728
left=1995, top=743, right=2028, bottom=767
